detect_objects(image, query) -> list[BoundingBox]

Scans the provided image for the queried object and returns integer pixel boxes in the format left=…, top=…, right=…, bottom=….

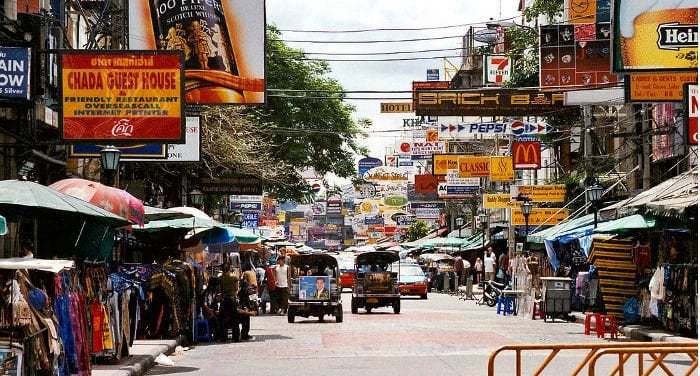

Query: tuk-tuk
left=351, top=250, right=401, bottom=314
left=288, top=253, right=343, bottom=323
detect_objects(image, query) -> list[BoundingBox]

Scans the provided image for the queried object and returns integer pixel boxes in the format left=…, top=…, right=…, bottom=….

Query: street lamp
left=189, top=189, right=204, bottom=208
left=479, top=211, right=488, bottom=286
left=521, top=200, right=533, bottom=253
left=100, top=145, right=121, bottom=187
left=456, top=217, right=464, bottom=238
left=586, top=183, right=604, bottom=227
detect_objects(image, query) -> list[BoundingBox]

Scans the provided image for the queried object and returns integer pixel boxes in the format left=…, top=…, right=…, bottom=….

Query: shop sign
left=201, top=175, right=262, bottom=195
left=414, top=174, right=439, bottom=194
left=382, top=195, right=408, bottom=208
left=437, top=183, right=479, bottom=198
left=0, top=47, right=31, bottom=100
left=410, top=202, right=444, bottom=219
left=242, top=212, right=259, bottom=229
left=380, top=102, right=412, bottom=113
left=129, top=0, right=265, bottom=105
left=356, top=183, right=377, bottom=199
left=312, top=202, right=326, bottom=216
left=458, top=156, right=490, bottom=177
left=230, top=195, right=263, bottom=203
left=432, top=154, right=461, bottom=175
left=625, top=72, right=698, bottom=102
left=358, top=156, right=383, bottom=176
left=445, top=170, right=480, bottom=185
left=395, top=215, right=416, bottom=227
left=358, top=199, right=380, bottom=216
left=511, top=208, right=569, bottom=226
left=230, top=202, right=262, bottom=212
left=385, top=154, right=398, bottom=167
left=540, top=24, right=618, bottom=88
left=364, top=216, right=384, bottom=225
left=565, top=0, right=596, bottom=23
left=489, top=156, right=514, bottom=182
left=426, top=128, right=439, bottom=141
left=512, top=185, right=566, bottom=203
left=398, top=156, right=413, bottom=167
left=426, top=69, right=440, bottom=81
left=686, top=84, right=698, bottom=145
left=70, top=143, right=166, bottom=159
left=326, top=200, right=342, bottom=215
left=612, top=0, right=698, bottom=72
left=362, top=166, right=409, bottom=184
left=414, top=89, right=569, bottom=116
left=512, top=141, right=541, bottom=169
left=483, top=194, right=519, bottom=209
left=483, top=55, right=512, bottom=84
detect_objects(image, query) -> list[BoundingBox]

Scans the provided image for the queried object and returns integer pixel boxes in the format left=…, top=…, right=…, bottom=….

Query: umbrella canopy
left=144, top=206, right=194, bottom=222
left=593, top=214, right=656, bottom=234
left=168, top=206, right=212, bottom=219
left=0, top=180, right=129, bottom=226
left=201, top=226, right=260, bottom=245
left=136, top=216, right=222, bottom=232
left=0, top=214, right=6, bottom=236
left=50, top=178, right=145, bottom=225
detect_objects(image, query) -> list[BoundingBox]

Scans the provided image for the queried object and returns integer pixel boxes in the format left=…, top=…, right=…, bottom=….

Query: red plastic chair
left=584, top=312, right=602, bottom=335
left=531, top=300, right=545, bottom=320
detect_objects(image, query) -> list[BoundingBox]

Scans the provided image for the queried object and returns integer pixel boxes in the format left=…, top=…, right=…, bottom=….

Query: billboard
left=625, top=72, right=698, bottom=102
left=512, top=141, right=541, bottom=169
left=686, top=84, right=698, bottom=145
left=540, top=23, right=617, bottom=88
left=613, top=0, right=698, bottom=72
left=511, top=208, right=570, bottom=226
left=128, top=0, right=265, bottom=105
left=489, top=156, right=514, bottom=182
left=458, top=156, right=490, bottom=177
left=483, top=55, right=512, bottom=84
left=414, top=89, right=569, bottom=116
left=60, top=51, right=185, bottom=143
left=0, top=47, right=31, bottom=100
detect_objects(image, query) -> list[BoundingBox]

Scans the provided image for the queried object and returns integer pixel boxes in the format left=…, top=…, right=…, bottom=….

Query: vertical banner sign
left=0, top=47, right=31, bottom=100
left=489, top=156, right=514, bottom=181
left=129, top=0, right=266, bottom=104
left=60, top=51, right=185, bottom=143
left=483, top=55, right=512, bottom=84
left=458, top=156, right=490, bottom=177
left=613, top=0, right=698, bottom=72
left=512, top=141, right=542, bottom=169
left=686, top=84, right=698, bottom=145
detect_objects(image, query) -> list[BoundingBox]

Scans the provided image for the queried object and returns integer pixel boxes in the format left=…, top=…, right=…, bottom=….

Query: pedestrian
left=218, top=263, right=239, bottom=341
left=474, top=257, right=483, bottom=284
left=453, top=255, right=464, bottom=287
left=497, top=252, right=510, bottom=284
left=236, top=276, right=257, bottom=341
left=274, top=255, right=289, bottom=315
left=484, top=252, right=496, bottom=282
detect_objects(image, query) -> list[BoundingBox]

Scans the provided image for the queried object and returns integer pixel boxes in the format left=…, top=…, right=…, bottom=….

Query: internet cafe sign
left=414, top=89, right=569, bottom=116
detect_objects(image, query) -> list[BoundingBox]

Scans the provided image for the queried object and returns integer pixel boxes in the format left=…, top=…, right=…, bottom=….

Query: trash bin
left=541, top=277, right=572, bottom=322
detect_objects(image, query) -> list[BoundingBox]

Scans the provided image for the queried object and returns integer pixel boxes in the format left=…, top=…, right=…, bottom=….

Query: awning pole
left=74, top=220, right=87, bottom=248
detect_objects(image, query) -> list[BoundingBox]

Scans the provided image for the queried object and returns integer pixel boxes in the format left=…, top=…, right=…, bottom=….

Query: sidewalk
left=570, top=312, right=696, bottom=343
left=93, top=336, right=185, bottom=376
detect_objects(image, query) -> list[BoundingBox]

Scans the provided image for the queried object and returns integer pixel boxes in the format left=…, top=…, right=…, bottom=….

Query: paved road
left=148, top=293, right=695, bottom=375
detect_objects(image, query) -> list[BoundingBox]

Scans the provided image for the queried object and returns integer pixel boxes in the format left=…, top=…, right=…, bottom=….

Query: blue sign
left=364, top=217, right=384, bottom=225
left=299, top=276, right=331, bottom=300
left=230, top=202, right=262, bottom=212
left=242, top=212, right=259, bottom=229
left=69, top=144, right=167, bottom=159
left=427, top=69, right=440, bottom=81
left=446, top=185, right=479, bottom=195
left=0, top=47, right=31, bottom=100
left=410, top=202, right=445, bottom=209
left=358, top=157, right=383, bottom=176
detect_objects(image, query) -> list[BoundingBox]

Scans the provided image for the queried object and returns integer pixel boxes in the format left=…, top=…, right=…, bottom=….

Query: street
left=146, top=293, right=690, bottom=376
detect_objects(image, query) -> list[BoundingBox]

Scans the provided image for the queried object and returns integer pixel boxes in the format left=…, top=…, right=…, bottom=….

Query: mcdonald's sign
left=512, top=141, right=541, bottom=169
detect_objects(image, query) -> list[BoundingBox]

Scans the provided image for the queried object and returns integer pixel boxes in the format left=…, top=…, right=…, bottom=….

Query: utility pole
left=641, top=104, right=651, bottom=189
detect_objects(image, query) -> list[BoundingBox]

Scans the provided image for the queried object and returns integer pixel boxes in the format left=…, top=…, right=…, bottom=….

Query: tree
left=408, top=221, right=429, bottom=241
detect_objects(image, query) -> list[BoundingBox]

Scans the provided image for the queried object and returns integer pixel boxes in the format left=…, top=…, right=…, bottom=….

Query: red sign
left=688, top=84, right=698, bottom=145
left=60, top=51, right=185, bottom=143
left=414, top=174, right=439, bottom=194
left=512, top=141, right=541, bottom=169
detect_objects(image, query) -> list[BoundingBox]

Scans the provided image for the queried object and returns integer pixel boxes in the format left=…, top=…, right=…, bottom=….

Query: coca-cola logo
left=112, top=119, right=133, bottom=137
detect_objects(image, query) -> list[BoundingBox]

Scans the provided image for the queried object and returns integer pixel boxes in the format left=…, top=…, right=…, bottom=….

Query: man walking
left=274, top=256, right=289, bottom=314
left=484, top=251, right=496, bottom=282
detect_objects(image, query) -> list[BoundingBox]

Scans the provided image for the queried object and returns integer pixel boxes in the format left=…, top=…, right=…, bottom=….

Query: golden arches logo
left=513, top=142, right=540, bottom=168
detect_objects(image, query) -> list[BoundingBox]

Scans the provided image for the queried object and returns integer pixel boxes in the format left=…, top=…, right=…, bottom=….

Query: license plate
left=366, top=298, right=379, bottom=304
left=400, top=287, right=409, bottom=293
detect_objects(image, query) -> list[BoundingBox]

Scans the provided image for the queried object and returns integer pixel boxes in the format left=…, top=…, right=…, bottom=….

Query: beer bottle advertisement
left=613, top=0, right=698, bottom=71
left=129, top=0, right=265, bottom=104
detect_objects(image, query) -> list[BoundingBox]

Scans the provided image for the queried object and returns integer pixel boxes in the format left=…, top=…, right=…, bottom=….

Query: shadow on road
left=148, top=365, right=200, bottom=374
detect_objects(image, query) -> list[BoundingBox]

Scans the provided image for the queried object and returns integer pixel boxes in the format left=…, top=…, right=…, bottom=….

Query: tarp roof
left=593, top=214, right=655, bottom=234
left=600, top=172, right=697, bottom=218
left=528, top=214, right=596, bottom=243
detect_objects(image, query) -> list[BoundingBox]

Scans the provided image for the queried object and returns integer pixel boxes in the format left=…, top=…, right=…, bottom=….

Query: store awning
left=528, top=214, right=596, bottom=243
left=0, top=258, right=74, bottom=273
left=593, top=214, right=655, bottom=234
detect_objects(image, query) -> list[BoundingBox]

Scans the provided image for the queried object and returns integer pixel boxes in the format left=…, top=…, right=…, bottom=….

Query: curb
left=93, top=336, right=186, bottom=376
left=570, top=312, right=695, bottom=343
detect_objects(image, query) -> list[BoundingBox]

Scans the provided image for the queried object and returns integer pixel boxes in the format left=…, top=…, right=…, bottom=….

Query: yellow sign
left=515, top=185, right=566, bottom=203
left=566, top=0, right=596, bottom=23
left=483, top=194, right=519, bottom=209
left=432, top=154, right=461, bottom=175
left=458, top=156, right=490, bottom=177
left=489, top=156, right=514, bottom=181
left=511, top=208, right=570, bottom=225
left=627, top=73, right=698, bottom=102
left=380, top=102, right=413, bottom=113
left=277, top=211, right=286, bottom=223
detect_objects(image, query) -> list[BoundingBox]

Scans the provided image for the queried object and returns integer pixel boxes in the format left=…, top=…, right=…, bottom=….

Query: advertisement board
left=512, top=141, right=542, bottom=169
left=128, top=0, right=265, bottom=104
left=510, top=120, right=553, bottom=136
left=230, top=202, right=262, bottom=211
left=612, top=0, right=698, bottom=72
left=432, top=154, right=461, bottom=175
left=483, top=194, right=518, bottom=209
left=458, top=156, right=490, bottom=177
left=60, top=51, right=185, bottom=143
left=540, top=24, right=617, bottom=88
left=298, top=276, right=330, bottom=300
left=625, top=72, right=698, bottom=102
left=489, top=156, right=514, bottom=181
left=426, top=69, right=440, bottom=81
left=512, top=185, right=567, bottom=203
left=380, top=102, right=412, bottom=113
left=125, top=116, right=201, bottom=161
left=686, top=84, right=698, bottom=145
left=437, top=183, right=479, bottom=198
left=439, top=122, right=509, bottom=139
left=410, top=202, right=444, bottom=219
left=414, top=89, right=569, bottom=116
left=511, top=208, right=569, bottom=226
left=363, top=166, right=409, bottom=184
left=201, top=175, right=262, bottom=195
left=0, top=47, right=31, bottom=100
left=483, top=55, right=512, bottom=84
left=396, top=140, right=446, bottom=159
left=358, top=156, right=383, bottom=176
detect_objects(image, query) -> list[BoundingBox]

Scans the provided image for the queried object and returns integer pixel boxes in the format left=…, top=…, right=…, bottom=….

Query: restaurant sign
left=512, top=185, right=567, bottom=203
left=511, top=208, right=569, bottom=225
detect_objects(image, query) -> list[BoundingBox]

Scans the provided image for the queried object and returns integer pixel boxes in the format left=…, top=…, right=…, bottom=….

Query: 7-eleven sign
left=484, top=55, right=512, bottom=85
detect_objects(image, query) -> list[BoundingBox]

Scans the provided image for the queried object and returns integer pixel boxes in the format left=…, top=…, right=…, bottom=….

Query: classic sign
left=458, top=156, right=490, bottom=177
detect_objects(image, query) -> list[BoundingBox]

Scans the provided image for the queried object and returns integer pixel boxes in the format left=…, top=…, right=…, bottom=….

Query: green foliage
left=408, top=220, right=429, bottom=241
left=523, top=0, right=564, bottom=23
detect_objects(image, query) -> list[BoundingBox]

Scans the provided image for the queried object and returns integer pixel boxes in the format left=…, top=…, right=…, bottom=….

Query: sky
left=267, top=0, right=522, bottom=164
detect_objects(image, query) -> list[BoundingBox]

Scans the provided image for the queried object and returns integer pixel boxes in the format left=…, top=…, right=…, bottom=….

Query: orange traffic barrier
left=587, top=346, right=698, bottom=376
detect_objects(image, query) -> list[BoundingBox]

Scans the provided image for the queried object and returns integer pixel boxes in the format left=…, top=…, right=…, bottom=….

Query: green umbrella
left=0, top=215, right=6, bottom=236
left=0, top=180, right=129, bottom=226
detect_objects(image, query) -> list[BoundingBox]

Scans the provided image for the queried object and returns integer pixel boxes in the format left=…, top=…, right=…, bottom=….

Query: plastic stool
left=195, top=318, right=212, bottom=343
left=584, top=312, right=602, bottom=335
left=531, top=300, right=545, bottom=320
left=497, top=296, right=515, bottom=316
left=597, top=315, right=618, bottom=339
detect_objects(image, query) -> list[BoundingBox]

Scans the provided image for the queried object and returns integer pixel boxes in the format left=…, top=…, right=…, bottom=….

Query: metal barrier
left=487, top=342, right=698, bottom=376
left=587, top=346, right=698, bottom=376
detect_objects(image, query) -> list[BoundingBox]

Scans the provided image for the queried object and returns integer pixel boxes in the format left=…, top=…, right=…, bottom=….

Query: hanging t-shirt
left=90, top=301, right=104, bottom=353
left=633, top=245, right=651, bottom=275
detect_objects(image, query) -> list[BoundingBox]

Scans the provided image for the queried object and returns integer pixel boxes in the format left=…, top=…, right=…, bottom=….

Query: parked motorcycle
left=480, top=280, right=508, bottom=307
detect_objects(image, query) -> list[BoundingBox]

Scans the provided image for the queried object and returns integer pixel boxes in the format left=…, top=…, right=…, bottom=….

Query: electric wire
left=278, top=16, right=519, bottom=33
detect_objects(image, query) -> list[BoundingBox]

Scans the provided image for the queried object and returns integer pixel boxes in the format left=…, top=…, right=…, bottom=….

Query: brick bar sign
left=60, top=50, right=185, bottom=143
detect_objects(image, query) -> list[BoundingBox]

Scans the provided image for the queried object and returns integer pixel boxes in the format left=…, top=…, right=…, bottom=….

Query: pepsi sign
left=510, top=120, right=553, bottom=136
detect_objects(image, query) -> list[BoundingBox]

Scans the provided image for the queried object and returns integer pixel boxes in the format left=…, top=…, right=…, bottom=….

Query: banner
left=512, top=141, right=541, bottom=169
left=489, top=156, right=514, bottom=181
left=540, top=23, right=617, bottom=88
left=380, top=102, right=412, bottom=113
left=483, top=55, right=512, bottom=84
left=511, top=208, right=569, bottom=225
left=129, top=0, right=265, bottom=104
left=432, top=154, right=460, bottom=175
left=458, top=156, right=490, bottom=177
left=483, top=194, right=518, bottom=209
left=415, top=89, right=569, bottom=116
left=513, top=185, right=567, bottom=203
left=0, top=47, right=30, bottom=100
left=687, top=84, right=698, bottom=145
left=613, top=0, right=698, bottom=72
left=625, top=73, right=698, bottom=102
left=60, top=51, right=185, bottom=143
